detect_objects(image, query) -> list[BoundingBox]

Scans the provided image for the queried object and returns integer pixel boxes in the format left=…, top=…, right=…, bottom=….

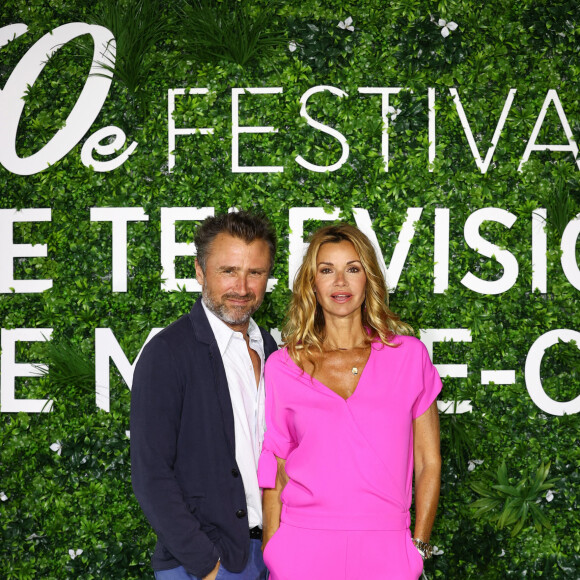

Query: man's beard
left=202, top=286, right=261, bottom=326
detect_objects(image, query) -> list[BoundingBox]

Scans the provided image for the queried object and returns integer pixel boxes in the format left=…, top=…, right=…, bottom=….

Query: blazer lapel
left=189, top=300, right=236, bottom=457
left=260, top=327, right=278, bottom=358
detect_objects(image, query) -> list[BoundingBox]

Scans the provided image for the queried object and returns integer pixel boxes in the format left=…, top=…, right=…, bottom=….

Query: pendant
left=352, top=367, right=358, bottom=375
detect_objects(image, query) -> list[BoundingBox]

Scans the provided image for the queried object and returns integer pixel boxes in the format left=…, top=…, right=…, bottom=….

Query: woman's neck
left=323, top=315, right=367, bottom=350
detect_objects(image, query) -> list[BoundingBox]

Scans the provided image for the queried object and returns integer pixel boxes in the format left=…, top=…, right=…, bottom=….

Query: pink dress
left=258, top=335, right=442, bottom=580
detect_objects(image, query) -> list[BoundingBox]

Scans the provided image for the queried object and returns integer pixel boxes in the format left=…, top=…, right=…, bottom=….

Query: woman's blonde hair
left=283, top=223, right=413, bottom=368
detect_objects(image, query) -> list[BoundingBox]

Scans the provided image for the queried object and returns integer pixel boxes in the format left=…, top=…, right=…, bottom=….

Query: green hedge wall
left=1, top=0, right=579, bottom=578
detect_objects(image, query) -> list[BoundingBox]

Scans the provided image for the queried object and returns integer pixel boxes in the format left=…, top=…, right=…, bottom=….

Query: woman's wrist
left=412, top=537, right=433, bottom=560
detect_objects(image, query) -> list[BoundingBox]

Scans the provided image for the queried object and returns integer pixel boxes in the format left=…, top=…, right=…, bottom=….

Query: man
left=131, top=211, right=278, bottom=580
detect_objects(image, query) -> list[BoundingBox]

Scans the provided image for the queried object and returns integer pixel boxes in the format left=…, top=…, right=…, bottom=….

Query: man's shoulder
left=153, top=312, right=193, bottom=342
left=143, top=307, right=204, bottom=357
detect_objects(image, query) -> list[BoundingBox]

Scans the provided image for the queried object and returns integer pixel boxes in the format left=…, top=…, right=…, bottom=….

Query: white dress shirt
left=202, top=301, right=266, bottom=529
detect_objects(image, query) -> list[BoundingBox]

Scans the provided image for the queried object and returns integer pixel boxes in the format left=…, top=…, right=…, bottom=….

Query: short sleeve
left=258, top=358, right=297, bottom=488
left=412, top=341, right=443, bottom=418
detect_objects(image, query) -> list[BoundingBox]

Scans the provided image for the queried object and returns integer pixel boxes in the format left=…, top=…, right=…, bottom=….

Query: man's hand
left=203, top=559, right=220, bottom=580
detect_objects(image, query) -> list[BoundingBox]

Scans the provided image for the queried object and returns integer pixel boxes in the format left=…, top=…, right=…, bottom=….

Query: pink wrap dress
left=258, top=335, right=442, bottom=580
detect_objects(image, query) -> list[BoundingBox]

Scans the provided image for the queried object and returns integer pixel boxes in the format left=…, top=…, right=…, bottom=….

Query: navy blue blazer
left=131, top=300, right=278, bottom=577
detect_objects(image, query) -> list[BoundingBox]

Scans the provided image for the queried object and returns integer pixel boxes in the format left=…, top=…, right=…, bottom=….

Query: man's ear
left=195, top=259, right=205, bottom=286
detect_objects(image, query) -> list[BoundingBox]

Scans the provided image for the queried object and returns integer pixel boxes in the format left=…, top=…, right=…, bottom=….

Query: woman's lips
left=330, top=293, right=352, bottom=303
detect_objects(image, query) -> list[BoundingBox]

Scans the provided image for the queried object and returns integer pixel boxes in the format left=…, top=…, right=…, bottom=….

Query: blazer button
left=231, top=468, right=240, bottom=478
left=236, top=509, right=247, bottom=519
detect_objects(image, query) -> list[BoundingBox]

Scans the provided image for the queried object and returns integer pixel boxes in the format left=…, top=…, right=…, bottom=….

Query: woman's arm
left=412, top=400, right=441, bottom=542
left=262, top=456, right=288, bottom=550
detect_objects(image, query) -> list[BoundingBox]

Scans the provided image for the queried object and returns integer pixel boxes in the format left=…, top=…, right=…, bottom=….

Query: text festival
left=0, top=22, right=579, bottom=175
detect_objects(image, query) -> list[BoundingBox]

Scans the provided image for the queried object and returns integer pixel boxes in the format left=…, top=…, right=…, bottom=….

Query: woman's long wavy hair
left=283, top=223, right=413, bottom=369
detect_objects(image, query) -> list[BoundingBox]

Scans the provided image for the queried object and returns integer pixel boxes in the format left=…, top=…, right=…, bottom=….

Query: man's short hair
left=194, top=211, right=277, bottom=273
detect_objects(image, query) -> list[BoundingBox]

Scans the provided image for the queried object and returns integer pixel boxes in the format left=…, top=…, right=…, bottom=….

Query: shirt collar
left=201, top=299, right=262, bottom=357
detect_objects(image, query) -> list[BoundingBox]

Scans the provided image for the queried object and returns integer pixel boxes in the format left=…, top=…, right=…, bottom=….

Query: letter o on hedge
left=0, top=23, right=114, bottom=176
left=525, top=329, right=580, bottom=415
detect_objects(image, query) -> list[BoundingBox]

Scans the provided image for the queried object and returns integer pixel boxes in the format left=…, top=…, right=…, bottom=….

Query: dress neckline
left=285, top=342, right=377, bottom=402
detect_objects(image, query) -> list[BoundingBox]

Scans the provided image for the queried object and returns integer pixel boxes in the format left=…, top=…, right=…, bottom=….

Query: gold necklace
left=324, top=339, right=369, bottom=375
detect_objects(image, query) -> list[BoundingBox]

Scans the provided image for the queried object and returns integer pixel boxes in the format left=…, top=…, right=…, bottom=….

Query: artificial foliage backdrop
left=1, top=0, right=579, bottom=578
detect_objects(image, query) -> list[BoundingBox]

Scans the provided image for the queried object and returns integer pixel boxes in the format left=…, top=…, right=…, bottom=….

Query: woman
left=258, top=224, right=441, bottom=580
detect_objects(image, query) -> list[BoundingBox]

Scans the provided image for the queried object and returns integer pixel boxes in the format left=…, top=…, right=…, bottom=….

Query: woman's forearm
left=262, top=456, right=287, bottom=549
left=412, top=401, right=441, bottom=542
left=262, top=487, right=283, bottom=546
left=412, top=457, right=441, bottom=541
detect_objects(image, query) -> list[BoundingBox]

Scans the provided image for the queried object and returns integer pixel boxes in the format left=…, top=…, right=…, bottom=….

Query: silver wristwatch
left=412, top=537, right=433, bottom=560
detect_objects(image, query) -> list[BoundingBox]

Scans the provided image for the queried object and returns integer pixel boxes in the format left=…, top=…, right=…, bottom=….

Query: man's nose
left=235, top=275, right=249, bottom=295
